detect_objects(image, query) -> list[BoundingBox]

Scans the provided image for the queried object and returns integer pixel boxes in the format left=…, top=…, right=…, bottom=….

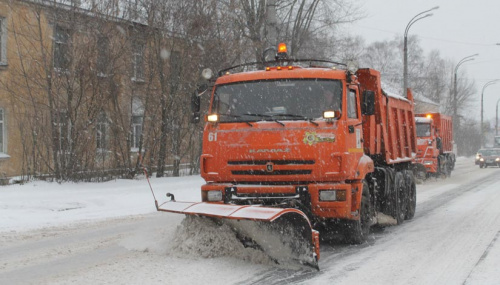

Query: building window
left=132, top=40, right=144, bottom=81
left=0, top=109, right=5, bottom=153
left=0, top=17, right=7, bottom=65
left=96, top=113, right=108, bottom=150
left=56, top=110, right=70, bottom=152
left=131, top=115, right=143, bottom=149
left=54, top=25, right=70, bottom=70
left=97, top=36, right=109, bottom=76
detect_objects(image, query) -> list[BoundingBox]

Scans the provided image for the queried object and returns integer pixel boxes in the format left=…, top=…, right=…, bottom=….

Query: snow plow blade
left=158, top=200, right=319, bottom=269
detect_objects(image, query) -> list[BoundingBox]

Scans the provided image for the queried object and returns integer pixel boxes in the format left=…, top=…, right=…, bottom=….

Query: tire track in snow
left=462, top=229, right=500, bottom=284
left=242, top=168, right=500, bottom=284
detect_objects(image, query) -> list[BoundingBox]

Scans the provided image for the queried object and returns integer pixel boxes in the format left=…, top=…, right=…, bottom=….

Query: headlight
left=424, top=161, right=433, bottom=165
left=319, top=190, right=346, bottom=201
left=496, top=158, right=500, bottom=162
left=480, top=158, right=484, bottom=162
left=428, top=140, right=432, bottom=146
left=206, top=114, right=219, bottom=123
left=207, top=190, right=223, bottom=201
left=476, top=155, right=480, bottom=160
left=323, top=111, right=336, bottom=119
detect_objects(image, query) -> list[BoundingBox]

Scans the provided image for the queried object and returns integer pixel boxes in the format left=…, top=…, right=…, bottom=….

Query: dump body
left=414, top=113, right=455, bottom=176
left=357, top=69, right=417, bottom=165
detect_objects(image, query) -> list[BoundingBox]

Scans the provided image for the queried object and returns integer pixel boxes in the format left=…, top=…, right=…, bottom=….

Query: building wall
left=0, top=0, right=196, bottom=180
left=0, top=1, right=34, bottom=177
left=414, top=99, right=440, bottom=114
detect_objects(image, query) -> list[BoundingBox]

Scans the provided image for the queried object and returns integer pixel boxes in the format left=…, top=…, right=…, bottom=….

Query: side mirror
left=191, top=68, right=214, bottom=123
left=361, top=90, right=375, bottom=116
left=191, top=87, right=204, bottom=123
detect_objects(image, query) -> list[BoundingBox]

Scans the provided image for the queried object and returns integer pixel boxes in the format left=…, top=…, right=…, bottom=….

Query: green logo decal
left=303, top=132, right=335, bottom=145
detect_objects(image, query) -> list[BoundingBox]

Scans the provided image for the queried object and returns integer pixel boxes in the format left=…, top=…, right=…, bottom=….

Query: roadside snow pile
left=169, top=216, right=274, bottom=265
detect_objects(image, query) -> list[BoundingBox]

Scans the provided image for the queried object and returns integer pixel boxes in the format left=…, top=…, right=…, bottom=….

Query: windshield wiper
left=270, top=113, right=319, bottom=126
left=242, top=113, right=285, bottom=127
left=242, top=113, right=272, bottom=118
left=219, top=114, right=253, bottom=127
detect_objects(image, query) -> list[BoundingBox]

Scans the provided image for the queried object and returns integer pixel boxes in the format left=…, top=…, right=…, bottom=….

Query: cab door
left=346, top=87, right=363, bottom=157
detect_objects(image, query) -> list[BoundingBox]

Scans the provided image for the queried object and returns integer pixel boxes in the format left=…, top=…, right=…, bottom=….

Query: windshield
left=478, top=149, right=500, bottom=156
left=416, top=123, right=431, bottom=137
left=212, top=79, right=342, bottom=122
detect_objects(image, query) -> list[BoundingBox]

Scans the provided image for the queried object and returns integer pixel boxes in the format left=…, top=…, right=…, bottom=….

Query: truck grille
left=228, top=160, right=314, bottom=176
left=227, top=160, right=314, bottom=165
left=231, top=170, right=312, bottom=175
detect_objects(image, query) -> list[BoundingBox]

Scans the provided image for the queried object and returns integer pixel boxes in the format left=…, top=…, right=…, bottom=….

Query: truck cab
left=415, top=116, right=439, bottom=173
left=200, top=65, right=369, bottom=223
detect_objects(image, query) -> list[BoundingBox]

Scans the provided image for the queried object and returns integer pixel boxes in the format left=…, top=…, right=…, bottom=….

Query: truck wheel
left=392, top=172, right=405, bottom=225
left=346, top=181, right=371, bottom=244
left=479, top=164, right=484, bottom=169
left=443, top=163, right=451, bottom=178
left=405, top=171, right=416, bottom=220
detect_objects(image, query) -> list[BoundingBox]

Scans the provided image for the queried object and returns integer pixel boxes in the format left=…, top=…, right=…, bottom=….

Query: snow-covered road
left=1, top=158, right=500, bottom=284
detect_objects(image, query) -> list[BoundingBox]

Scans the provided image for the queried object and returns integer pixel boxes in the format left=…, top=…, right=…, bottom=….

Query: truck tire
left=404, top=171, right=416, bottom=220
left=346, top=181, right=372, bottom=244
left=384, top=172, right=405, bottom=225
left=394, top=172, right=406, bottom=224
left=449, top=156, right=456, bottom=170
left=443, top=163, right=451, bottom=178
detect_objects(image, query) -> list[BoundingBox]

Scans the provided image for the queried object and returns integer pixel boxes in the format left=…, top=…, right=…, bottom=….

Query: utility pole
left=266, top=0, right=278, bottom=49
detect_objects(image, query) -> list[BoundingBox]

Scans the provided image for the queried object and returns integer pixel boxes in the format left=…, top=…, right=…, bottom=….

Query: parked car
left=475, top=148, right=500, bottom=168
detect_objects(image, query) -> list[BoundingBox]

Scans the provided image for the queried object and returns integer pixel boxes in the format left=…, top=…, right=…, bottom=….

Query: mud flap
left=412, top=163, right=427, bottom=180
left=158, top=201, right=319, bottom=270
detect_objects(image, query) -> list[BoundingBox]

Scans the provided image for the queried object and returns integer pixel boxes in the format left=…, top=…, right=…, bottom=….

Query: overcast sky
left=350, top=0, right=500, bottom=124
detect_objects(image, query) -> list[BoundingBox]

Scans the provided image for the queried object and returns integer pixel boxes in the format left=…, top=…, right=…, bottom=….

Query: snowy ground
left=1, top=157, right=500, bottom=284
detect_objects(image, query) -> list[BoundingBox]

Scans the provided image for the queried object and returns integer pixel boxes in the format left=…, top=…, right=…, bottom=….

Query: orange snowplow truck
left=414, top=113, right=455, bottom=179
left=156, top=44, right=417, bottom=269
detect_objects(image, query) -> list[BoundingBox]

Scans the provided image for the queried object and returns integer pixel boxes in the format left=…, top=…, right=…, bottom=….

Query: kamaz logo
left=249, top=148, right=291, bottom=153
left=266, top=162, right=274, bottom=172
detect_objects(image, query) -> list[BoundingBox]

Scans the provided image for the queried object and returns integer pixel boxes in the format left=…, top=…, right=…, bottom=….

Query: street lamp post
left=496, top=98, right=500, bottom=136
left=480, top=79, right=500, bottom=146
left=453, top=54, right=478, bottom=140
left=403, top=6, right=439, bottom=98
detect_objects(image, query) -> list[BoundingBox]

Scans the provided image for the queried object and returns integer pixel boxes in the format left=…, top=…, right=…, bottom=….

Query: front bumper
left=201, top=182, right=358, bottom=220
left=415, top=158, right=438, bottom=173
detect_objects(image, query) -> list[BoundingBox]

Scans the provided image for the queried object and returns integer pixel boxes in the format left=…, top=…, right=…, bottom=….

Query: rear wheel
left=404, top=171, right=416, bottom=220
left=346, top=181, right=372, bottom=244
left=391, top=172, right=406, bottom=225
left=442, top=163, right=450, bottom=178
